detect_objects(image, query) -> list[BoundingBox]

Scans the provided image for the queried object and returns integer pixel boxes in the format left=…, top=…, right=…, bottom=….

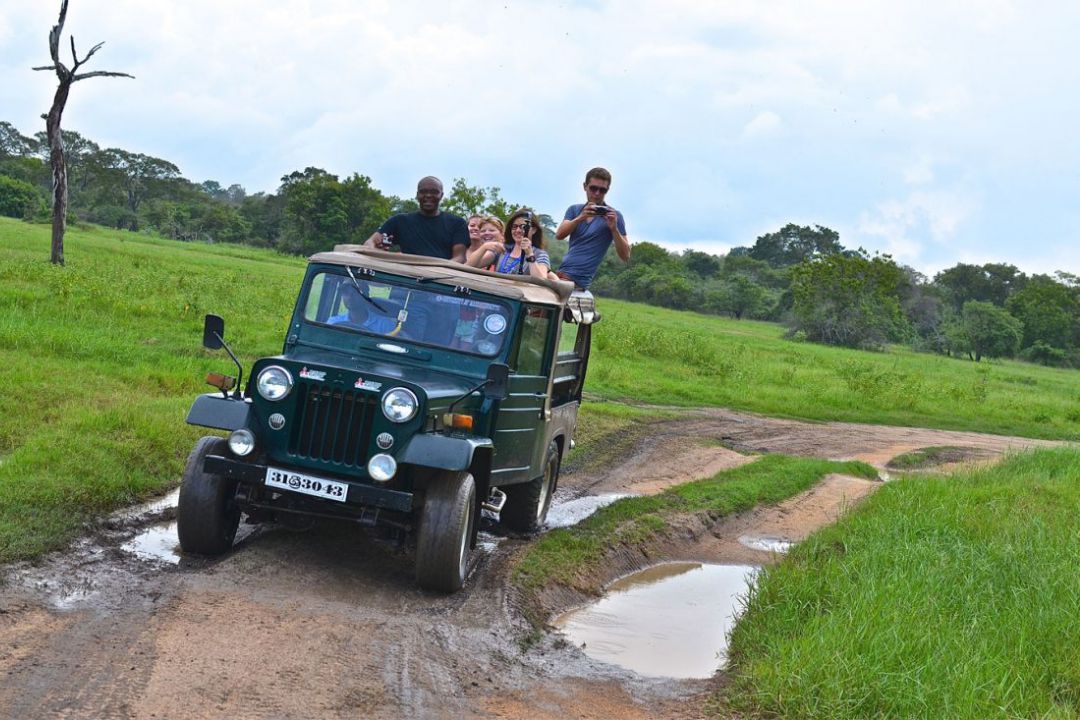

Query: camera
left=592, top=205, right=610, bottom=215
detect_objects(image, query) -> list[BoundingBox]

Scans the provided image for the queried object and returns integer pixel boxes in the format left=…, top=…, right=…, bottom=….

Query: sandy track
left=0, top=409, right=1060, bottom=719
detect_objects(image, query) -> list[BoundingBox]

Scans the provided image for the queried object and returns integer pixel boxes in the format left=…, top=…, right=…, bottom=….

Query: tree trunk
left=46, top=80, right=72, bottom=266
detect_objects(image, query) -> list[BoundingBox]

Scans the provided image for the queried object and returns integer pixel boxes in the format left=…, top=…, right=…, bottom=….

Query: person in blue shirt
left=554, top=167, right=631, bottom=289
left=327, top=284, right=398, bottom=333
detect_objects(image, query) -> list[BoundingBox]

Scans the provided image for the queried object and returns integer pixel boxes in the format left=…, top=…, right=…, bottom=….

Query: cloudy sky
left=2, top=1, right=1077, bottom=276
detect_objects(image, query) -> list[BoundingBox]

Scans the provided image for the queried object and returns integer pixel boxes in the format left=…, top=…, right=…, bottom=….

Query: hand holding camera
left=378, top=233, right=395, bottom=250
left=590, top=204, right=611, bottom=216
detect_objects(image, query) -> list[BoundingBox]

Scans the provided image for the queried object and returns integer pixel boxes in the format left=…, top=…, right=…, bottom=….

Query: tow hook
left=482, top=488, right=507, bottom=513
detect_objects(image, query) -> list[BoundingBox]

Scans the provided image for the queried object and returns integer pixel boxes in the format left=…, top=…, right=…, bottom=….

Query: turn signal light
left=442, top=413, right=474, bottom=432
left=206, top=372, right=237, bottom=391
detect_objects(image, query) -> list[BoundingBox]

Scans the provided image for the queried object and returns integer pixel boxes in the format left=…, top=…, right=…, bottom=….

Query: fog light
left=268, top=413, right=286, bottom=430
left=367, top=453, right=397, bottom=482
left=228, top=429, right=256, bottom=456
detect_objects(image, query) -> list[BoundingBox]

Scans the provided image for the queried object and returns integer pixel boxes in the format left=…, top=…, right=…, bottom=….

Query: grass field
left=1, top=215, right=1078, bottom=562
left=721, top=448, right=1080, bottom=719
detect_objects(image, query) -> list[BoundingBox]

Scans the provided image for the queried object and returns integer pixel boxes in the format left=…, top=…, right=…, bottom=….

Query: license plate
left=265, top=467, right=349, bottom=503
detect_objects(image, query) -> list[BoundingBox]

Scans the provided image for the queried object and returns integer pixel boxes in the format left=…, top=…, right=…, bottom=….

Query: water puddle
left=122, top=521, right=182, bottom=564
left=114, top=488, right=180, bottom=521
left=553, top=562, right=759, bottom=679
left=738, top=535, right=794, bottom=554
left=546, top=493, right=632, bottom=529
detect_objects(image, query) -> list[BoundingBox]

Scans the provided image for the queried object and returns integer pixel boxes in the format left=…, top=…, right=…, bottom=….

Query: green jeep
left=178, top=246, right=598, bottom=592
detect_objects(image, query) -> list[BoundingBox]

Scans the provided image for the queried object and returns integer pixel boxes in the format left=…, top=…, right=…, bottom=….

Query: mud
left=0, top=408, right=1061, bottom=719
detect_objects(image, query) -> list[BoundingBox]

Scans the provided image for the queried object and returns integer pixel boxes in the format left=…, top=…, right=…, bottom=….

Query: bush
left=0, top=175, right=45, bottom=220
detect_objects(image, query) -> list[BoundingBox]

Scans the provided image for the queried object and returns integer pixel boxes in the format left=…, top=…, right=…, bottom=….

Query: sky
left=2, top=1, right=1078, bottom=277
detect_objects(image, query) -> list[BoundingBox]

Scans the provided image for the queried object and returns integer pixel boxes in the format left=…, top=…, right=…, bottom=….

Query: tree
left=1005, top=275, right=1078, bottom=353
left=98, top=149, right=180, bottom=225
left=33, top=0, right=133, bottom=264
left=945, top=301, right=1022, bottom=361
left=933, top=262, right=1026, bottom=312
left=0, top=121, right=35, bottom=158
left=790, top=251, right=910, bottom=349
left=737, top=223, right=844, bottom=268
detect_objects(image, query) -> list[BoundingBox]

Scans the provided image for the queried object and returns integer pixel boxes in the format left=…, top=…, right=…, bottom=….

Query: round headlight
left=367, top=453, right=397, bottom=482
left=257, top=366, right=293, bottom=401
left=381, top=387, right=419, bottom=423
left=228, top=429, right=256, bottom=456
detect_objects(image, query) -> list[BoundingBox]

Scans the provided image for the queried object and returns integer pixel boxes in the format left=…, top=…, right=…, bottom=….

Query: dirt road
left=0, top=409, right=1058, bottom=719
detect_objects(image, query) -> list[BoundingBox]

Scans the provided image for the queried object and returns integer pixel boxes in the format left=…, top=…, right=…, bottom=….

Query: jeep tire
left=501, top=440, right=559, bottom=533
left=415, top=471, right=476, bottom=592
left=177, top=436, right=241, bottom=556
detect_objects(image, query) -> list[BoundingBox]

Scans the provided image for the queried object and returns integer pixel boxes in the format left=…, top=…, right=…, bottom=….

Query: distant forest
left=2, top=119, right=1077, bottom=367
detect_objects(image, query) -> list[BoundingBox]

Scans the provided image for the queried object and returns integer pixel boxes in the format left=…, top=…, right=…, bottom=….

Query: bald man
left=365, top=176, right=468, bottom=262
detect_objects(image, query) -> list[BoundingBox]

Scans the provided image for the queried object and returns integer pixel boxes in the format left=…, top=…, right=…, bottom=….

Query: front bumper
left=204, top=454, right=413, bottom=513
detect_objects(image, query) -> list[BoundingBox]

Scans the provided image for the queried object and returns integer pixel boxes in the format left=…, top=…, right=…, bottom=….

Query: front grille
left=289, top=382, right=377, bottom=467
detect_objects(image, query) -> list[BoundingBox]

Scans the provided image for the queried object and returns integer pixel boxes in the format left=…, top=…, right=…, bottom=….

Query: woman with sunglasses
left=467, top=208, right=554, bottom=280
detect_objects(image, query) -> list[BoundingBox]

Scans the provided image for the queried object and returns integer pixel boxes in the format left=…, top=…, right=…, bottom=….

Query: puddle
left=122, top=521, right=182, bottom=564
left=553, top=562, right=758, bottom=679
left=546, top=493, right=632, bottom=529
left=738, top=535, right=794, bottom=554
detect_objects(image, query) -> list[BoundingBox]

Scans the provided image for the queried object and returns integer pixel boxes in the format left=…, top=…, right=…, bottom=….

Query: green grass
left=0, top=215, right=1077, bottom=564
left=589, top=303, right=1080, bottom=440
left=514, top=454, right=879, bottom=592
left=721, top=448, right=1080, bottom=720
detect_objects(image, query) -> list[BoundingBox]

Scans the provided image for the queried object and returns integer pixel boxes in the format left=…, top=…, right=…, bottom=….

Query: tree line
left=2, top=119, right=1076, bottom=367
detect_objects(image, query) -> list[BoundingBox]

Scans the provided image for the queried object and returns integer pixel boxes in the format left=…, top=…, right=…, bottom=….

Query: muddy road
left=0, top=409, right=1058, bottom=719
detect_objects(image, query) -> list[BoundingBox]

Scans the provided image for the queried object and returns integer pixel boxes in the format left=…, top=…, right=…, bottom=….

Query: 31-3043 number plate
left=265, top=466, right=348, bottom=502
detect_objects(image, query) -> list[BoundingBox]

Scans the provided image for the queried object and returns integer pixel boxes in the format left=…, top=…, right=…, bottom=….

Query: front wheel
left=501, top=441, right=560, bottom=533
left=177, top=436, right=241, bottom=556
left=415, top=471, right=476, bottom=592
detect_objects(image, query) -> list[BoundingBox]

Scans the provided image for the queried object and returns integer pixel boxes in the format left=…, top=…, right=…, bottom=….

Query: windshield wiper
left=346, top=266, right=387, bottom=313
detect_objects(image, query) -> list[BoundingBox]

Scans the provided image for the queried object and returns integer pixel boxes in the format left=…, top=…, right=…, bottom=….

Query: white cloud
left=903, top=155, right=935, bottom=185
left=856, top=189, right=980, bottom=265
left=741, top=111, right=782, bottom=140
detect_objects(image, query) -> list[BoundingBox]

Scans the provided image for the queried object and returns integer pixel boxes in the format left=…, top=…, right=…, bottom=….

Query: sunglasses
left=510, top=223, right=529, bottom=231
left=587, top=184, right=609, bottom=194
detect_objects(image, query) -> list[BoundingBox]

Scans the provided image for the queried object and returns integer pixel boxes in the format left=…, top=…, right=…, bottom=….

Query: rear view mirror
left=203, top=314, right=225, bottom=350
left=484, top=363, right=510, bottom=401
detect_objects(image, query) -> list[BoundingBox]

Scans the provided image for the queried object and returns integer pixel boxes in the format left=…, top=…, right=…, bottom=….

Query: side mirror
left=484, top=363, right=510, bottom=401
left=203, top=314, right=225, bottom=350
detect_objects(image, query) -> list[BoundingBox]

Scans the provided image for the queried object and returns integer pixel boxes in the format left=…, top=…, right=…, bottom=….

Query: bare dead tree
left=33, top=0, right=133, bottom=265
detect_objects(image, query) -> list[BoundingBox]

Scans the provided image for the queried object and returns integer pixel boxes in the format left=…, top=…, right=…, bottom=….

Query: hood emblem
left=299, top=367, right=326, bottom=381
left=355, top=377, right=383, bottom=392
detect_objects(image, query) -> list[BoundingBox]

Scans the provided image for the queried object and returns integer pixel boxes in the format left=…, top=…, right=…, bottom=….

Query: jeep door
left=490, top=305, right=555, bottom=486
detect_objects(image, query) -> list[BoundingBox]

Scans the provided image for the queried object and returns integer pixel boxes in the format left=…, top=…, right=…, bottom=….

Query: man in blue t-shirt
left=364, top=176, right=468, bottom=262
left=554, top=167, right=631, bottom=289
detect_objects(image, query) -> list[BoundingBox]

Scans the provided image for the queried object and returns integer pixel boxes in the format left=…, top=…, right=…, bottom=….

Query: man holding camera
left=553, top=167, right=630, bottom=290
left=364, top=176, right=468, bottom=262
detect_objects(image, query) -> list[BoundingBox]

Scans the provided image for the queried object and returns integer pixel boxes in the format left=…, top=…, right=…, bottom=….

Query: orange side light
left=442, top=413, right=474, bottom=432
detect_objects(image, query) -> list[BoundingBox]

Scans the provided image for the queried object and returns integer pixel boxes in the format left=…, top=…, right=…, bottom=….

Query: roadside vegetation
left=1, top=217, right=1078, bottom=563
left=514, top=454, right=879, bottom=593
left=720, top=448, right=1080, bottom=720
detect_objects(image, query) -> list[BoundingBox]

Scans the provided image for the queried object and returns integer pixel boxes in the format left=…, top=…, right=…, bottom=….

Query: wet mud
left=0, top=408, right=1061, bottom=719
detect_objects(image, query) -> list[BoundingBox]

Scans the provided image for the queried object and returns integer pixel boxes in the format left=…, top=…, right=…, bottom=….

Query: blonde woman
left=466, top=215, right=504, bottom=269
left=468, top=209, right=553, bottom=280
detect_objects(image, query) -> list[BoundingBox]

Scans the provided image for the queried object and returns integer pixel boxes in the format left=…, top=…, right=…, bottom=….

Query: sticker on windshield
left=483, top=314, right=508, bottom=335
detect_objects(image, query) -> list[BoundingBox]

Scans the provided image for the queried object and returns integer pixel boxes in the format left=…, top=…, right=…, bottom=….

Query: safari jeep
left=178, top=246, right=598, bottom=592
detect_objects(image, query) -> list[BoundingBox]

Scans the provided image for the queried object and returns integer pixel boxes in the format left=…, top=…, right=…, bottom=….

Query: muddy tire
left=501, top=441, right=559, bottom=533
left=177, top=436, right=241, bottom=556
left=415, top=472, right=476, bottom=593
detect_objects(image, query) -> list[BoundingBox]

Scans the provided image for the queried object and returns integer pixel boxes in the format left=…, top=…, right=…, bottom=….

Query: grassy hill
left=1, top=216, right=1078, bottom=562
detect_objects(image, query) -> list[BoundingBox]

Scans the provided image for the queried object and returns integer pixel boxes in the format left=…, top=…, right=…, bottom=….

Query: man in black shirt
left=364, top=176, right=468, bottom=262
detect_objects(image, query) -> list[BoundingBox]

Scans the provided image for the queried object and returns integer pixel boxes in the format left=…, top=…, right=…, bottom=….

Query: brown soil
left=0, top=409, right=1061, bottom=719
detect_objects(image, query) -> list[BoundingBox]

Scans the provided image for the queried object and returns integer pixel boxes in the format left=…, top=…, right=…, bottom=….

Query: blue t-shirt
left=378, top=212, right=468, bottom=259
left=556, top=204, right=627, bottom=289
left=493, top=245, right=551, bottom=275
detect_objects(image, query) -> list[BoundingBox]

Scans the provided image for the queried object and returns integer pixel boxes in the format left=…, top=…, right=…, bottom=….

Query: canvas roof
left=309, top=245, right=574, bottom=306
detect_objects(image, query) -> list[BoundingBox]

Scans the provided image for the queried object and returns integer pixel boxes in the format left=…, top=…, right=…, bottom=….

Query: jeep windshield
left=303, top=270, right=512, bottom=356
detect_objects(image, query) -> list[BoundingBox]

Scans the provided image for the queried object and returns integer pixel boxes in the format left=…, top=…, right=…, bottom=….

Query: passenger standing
left=554, top=167, right=630, bottom=289
left=364, top=176, right=468, bottom=262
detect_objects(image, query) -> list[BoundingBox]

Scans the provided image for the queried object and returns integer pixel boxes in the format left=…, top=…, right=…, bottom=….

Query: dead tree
left=33, top=0, right=133, bottom=265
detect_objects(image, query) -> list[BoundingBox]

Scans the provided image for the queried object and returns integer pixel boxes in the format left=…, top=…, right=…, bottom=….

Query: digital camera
left=592, top=205, right=610, bottom=215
